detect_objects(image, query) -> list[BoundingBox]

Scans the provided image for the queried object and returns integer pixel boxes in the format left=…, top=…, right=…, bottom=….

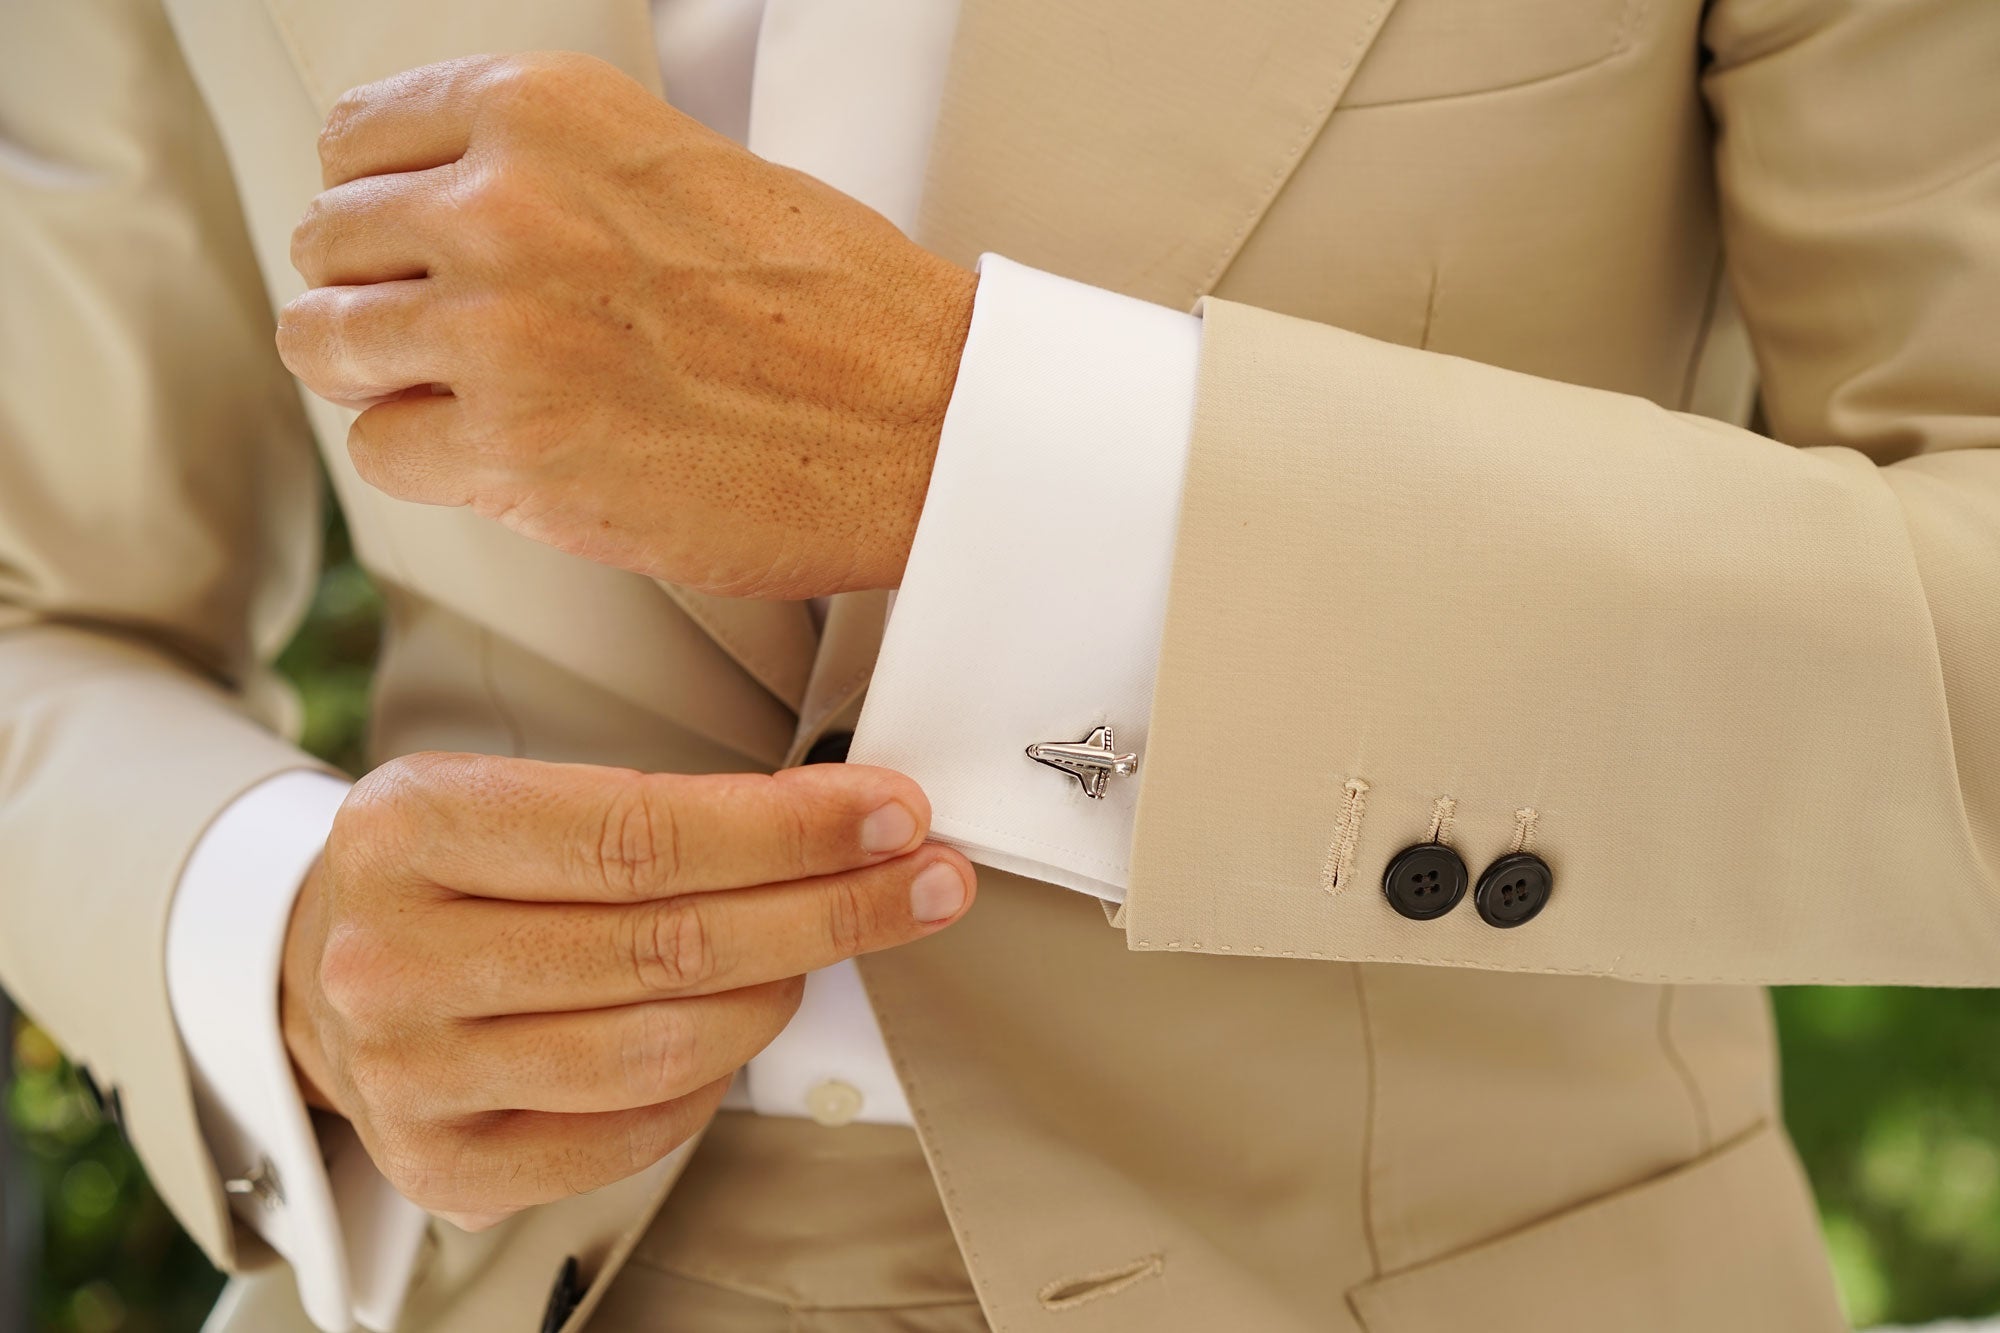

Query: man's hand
left=280, top=752, right=975, bottom=1230
left=275, top=52, right=977, bottom=600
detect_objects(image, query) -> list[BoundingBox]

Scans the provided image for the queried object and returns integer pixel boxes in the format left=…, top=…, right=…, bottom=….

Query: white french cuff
left=851, top=254, right=1203, bottom=902
left=165, top=770, right=428, bottom=1333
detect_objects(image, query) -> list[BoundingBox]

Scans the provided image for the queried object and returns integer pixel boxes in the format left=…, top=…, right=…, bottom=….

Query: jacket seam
left=670, top=591, right=808, bottom=714
left=855, top=964, right=1010, bottom=1333
left=1125, top=939, right=1906, bottom=988
left=1349, top=1119, right=1772, bottom=1293
left=1656, top=986, right=1716, bottom=1155
left=1193, top=0, right=1397, bottom=298
left=1350, top=964, right=1385, bottom=1280
left=1337, top=0, right=1652, bottom=115
left=623, top=1252, right=983, bottom=1314
left=257, top=0, right=335, bottom=110
left=1675, top=243, right=1730, bottom=413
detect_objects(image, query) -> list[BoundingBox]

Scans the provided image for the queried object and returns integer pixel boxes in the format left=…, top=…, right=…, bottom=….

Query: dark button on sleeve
left=1383, top=843, right=1469, bottom=920
left=1475, top=852, right=1553, bottom=928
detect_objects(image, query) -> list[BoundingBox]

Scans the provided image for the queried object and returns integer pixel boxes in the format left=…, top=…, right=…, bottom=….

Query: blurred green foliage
left=7, top=1024, right=222, bottom=1333
left=1778, top=987, right=2000, bottom=1326
left=6, top=506, right=2000, bottom=1330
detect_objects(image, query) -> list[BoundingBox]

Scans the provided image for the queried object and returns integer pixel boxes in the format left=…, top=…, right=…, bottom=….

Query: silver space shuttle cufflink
left=1026, top=725, right=1138, bottom=799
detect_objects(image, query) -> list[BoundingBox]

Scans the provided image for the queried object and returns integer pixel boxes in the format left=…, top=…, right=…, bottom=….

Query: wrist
left=859, top=255, right=976, bottom=591
left=280, top=853, right=342, bottom=1115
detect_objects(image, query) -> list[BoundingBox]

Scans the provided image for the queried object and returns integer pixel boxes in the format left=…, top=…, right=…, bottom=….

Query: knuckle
left=315, top=80, right=392, bottom=185
left=618, top=1004, right=696, bottom=1102
left=478, top=51, right=588, bottom=112
left=823, top=878, right=870, bottom=960
left=632, top=899, right=716, bottom=994
left=278, top=291, right=348, bottom=391
left=454, top=159, right=517, bottom=220
left=472, top=56, right=561, bottom=127
left=288, top=198, right=329, bottom=278
left=368, top=1130, right=425, bottom=1194
left=594, top=779, right=680, bottom=897
left=316, top=924, right=396, bottom=1026
left=544, top=1138, right=614, bottom=1204
left=475, top=55, right=537, bottom=102
left=399, top=1116, right=539, bottom=1220
left=381, top=749, right=456, bottom=793
left=317, top=93, right=363, bottom=169
left=345, top=412, right=399, bottom=492
left=780, top=788, right=815, bottom=881
left=615, top=1115, right=674, bottom=1182
left=343, top=1041, right=410, bottom=1117
left=339, top=756, right=427, bottom=841
left=272, top=298, right=316, bottom=375
left=373, top=1123, right=462, bottom=1212
left=455, top=163, right=549, bottom=258
left=613, top=1124, right=652, bottom=1183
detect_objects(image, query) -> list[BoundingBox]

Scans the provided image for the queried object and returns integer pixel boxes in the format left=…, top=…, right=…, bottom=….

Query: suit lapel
left=919, top=0, right=1403, bottom=310
left=658, top=585, right=818, bottom=714
left=787, top=590, right=891, bottom=765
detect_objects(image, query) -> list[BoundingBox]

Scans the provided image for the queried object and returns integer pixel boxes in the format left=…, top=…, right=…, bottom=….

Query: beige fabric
left=596, top=1270, right=985, bottom=1333
left=590, top=1112, right=986, bottom=1333
left=7, top=0, right=1992, bottom=1327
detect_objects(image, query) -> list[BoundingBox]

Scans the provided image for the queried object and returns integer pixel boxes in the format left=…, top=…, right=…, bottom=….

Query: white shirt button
left=804, top=1078, right=865, bottom=1127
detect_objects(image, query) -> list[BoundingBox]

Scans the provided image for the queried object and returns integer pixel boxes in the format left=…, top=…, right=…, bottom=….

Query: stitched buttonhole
left=1038, top=1254, right=1166, bottom=1312
left=1426, top=794, right=1457, bottom=845
left=1321, top=778, right=1371, bottom=894
left=1511, top=807, right=1540, bottom=854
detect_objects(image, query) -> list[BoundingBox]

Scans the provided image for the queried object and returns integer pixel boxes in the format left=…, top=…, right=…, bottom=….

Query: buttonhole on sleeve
left=1037, top=1253, right=1165, bottom=1311
left=1321, top=778, right=1370, bottom=894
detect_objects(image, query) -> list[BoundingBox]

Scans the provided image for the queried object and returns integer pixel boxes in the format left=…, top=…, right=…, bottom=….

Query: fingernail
left=910, top=862, right=967, bottom=923
left=861, top=801, right=919, bottom=854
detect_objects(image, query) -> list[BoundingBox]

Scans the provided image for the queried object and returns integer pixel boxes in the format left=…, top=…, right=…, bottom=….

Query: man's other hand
left=274, top=53, right=976, bottom=601
left=279, top=752, right=975, bottom=1230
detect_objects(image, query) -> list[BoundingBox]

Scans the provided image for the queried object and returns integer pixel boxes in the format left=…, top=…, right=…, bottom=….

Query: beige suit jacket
left=6, top=0, right=1996, bottom=1327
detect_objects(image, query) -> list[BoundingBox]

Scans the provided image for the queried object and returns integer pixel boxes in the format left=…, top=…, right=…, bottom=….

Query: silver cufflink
left=1026, top=725, right=1138, bottom=799
left=223, top=1156, right=284, bottom=1208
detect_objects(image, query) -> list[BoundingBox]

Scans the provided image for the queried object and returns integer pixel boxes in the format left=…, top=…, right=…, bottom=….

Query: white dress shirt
left=163, top=2, right=1202, bottom=1328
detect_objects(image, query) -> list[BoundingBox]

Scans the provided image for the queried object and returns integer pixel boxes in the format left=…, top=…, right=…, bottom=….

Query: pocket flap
left=1348, top=1123, right=1848, bottom=1332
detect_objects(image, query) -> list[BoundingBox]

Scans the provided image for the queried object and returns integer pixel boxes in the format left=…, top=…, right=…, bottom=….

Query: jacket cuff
left=1126, top=298, right=2000, bottom=986
left=0, top=626, right=336, bottom=1268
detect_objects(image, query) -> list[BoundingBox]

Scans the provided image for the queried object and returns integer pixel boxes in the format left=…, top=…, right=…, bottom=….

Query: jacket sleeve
left=1125, top=0, right=2000, bottom=985
left=0, top=0, right=330, bottom=1266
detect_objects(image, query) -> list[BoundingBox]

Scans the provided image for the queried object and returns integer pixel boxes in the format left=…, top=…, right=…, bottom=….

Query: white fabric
left=163, top=2, right=1202, bottom=1328
left=651, top=0, right=765, bottom=143
left=851, top=256, right=1200, bottom=900
left=163, top=771, right=427, bottom=1332
left=722, top=0, right=957, bottom=1128
left=748, top=0, right=961, bottom=248
left=739, top=959, right=914, bottom=1120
